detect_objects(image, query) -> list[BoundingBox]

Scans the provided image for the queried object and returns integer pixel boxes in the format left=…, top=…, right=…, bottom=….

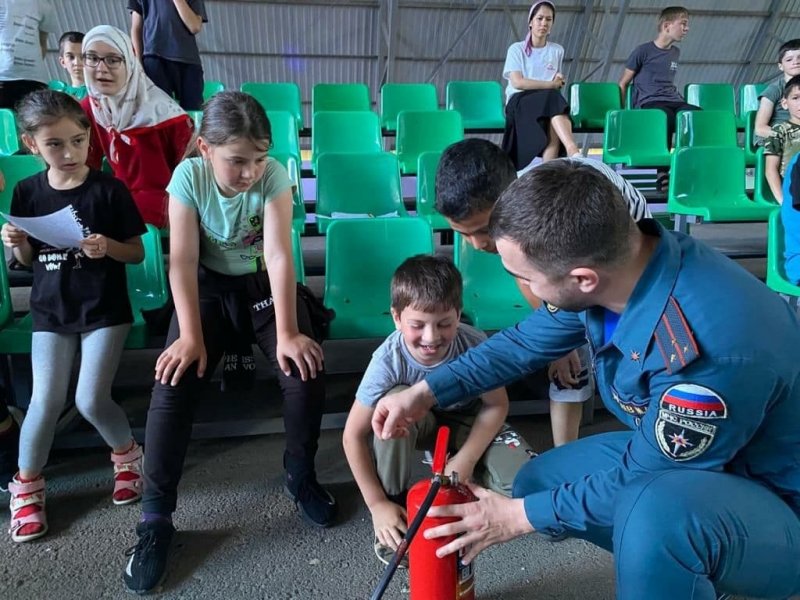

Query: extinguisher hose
left=368, top=475, right=442, bottom=600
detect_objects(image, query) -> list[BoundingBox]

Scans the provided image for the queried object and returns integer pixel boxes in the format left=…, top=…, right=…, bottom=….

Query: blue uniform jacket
left=426, top=221, right=800, bottom=533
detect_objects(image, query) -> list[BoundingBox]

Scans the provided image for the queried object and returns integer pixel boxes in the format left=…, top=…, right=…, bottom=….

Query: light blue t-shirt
left=355, top=323, right=487, bottom=412
left=166, top=156, right=292, bottom=276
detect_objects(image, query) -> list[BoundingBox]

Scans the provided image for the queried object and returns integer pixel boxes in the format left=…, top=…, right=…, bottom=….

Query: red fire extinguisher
left=369, top=426, right=478, bottom=600
left=407, top=426, right=477, bottom=600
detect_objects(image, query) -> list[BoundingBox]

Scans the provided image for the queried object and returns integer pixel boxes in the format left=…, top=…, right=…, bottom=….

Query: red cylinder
left=407, top=477, right=478, bottom=600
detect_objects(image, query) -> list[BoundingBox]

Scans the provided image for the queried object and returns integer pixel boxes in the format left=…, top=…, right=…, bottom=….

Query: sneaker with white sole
left=122, top=519, right=175, bottom=595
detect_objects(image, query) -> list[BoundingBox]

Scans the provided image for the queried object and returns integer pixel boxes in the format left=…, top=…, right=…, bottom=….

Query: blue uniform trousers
left=513, top=432, right=800, bottom=600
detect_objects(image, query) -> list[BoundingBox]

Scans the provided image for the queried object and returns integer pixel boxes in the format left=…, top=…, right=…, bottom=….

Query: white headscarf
left=82, top=25, right=186, bottom=162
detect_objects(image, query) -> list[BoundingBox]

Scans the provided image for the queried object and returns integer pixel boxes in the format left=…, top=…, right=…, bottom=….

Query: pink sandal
left=8, top=475, right=48, bottom=543
left=112, top=443, right=143, bottom=506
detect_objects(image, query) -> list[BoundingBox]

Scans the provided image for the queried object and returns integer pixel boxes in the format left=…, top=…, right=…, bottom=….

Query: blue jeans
left=513, top=432, right=800, bottom=600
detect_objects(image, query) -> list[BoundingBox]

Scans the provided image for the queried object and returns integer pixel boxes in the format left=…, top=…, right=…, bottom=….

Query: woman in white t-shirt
left=501, top=1, right=579, bottom=169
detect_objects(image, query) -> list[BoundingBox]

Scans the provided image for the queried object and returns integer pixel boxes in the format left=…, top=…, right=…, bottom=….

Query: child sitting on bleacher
left=764, top=76, right=800, bottom=205
left=755, top=39, right=800, bottom=140
left=122, top=91, right=335, bottom=595
left=53, top=32, right=87, bottom=100
left=0, top=89, right=146, bottom=543
left=343, top=254, right=533, bottom=567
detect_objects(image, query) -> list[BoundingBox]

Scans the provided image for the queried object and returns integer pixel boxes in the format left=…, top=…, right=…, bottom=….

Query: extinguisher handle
left=368, top=475, right=443, bottom=600
left=432, top=426, right=450, bottom=475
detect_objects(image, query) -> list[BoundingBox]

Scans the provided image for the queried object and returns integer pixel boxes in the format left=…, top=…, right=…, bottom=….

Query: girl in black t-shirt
left=0, top=90, right=147, bottom=543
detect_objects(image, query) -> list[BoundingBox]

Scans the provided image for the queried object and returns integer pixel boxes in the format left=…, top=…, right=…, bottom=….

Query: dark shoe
left=0, top=417, right=20, bottom=492
left=284, top=473, right=337, bottom=528
left=123, top=519, right=175, bottom=594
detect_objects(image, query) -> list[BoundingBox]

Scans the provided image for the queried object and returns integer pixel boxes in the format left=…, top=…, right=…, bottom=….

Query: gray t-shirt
left=356, top=324, right=487, bottom=412
left=128, top=0, right=207, bottom=65
left=759, top=80, right=789, bottom=127
left=0, top=0, right=56, bottom=83
left=625, top=42, right=684, bottom=106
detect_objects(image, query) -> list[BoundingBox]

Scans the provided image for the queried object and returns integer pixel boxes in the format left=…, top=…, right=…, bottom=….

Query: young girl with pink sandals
left=0, top=90, right=147, bottom=542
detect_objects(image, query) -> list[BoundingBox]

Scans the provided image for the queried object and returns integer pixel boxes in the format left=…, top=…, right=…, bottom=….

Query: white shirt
left=503, top=40, right=564, bottom=102
left=0, top=0, right=56, bottom=83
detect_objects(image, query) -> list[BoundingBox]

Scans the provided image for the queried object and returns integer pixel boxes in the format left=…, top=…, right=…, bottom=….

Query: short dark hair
left=488, top=161, right=635, bottom=278
left=391, top=254, right=462, bottom=314
left=779, top=39, right=800, bottom=62
left=784, top=75, right=800, bottom=98
left=58, top=31, right=84, bottom=55
left=659, top=6, right=688, bottom=27
left=435, top=139, right=517, bottom=221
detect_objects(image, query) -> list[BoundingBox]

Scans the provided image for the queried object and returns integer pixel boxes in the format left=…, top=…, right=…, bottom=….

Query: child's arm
left=765, top=154, right=784, bottom=204
left=755, top=97, right=777, bottom=139
left=508, top=71, right=564, bottom=92
left=130, top=10, right=144, bottom=59
left=173, top=0, right=204, bottom=34
left=0, top=223, right=33, bottom=265
left=81, top=234, right=143, bottom=264
left=262, top=189, right=323, bottom=381
left=343, top=401, right=407, bottom=550
left=445, top=387, right=509, bottom=484
left=618, top=68, right=636, bottom=107
left=155, top=196, right=206, bottom=386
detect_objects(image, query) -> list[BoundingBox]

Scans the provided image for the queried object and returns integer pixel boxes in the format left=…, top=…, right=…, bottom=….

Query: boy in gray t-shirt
left=755, top=39, right=800, bottom=141
left=618, top=5, right=699, bottom=162
left=343, top=255, right=534, bottom=566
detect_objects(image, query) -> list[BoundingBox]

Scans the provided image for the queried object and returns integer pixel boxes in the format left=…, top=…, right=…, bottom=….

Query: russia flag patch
left=659, top=383, right=728, bottom=420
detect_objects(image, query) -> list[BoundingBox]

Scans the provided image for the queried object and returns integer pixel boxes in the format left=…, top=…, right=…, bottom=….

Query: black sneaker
left=0, top=416, right=20, bottom=492
left=284, top=474, right=337, bottom=528
left=123, top=519, right=175, bottom=594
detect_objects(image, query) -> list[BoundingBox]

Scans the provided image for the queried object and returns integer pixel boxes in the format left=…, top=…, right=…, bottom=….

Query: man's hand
left=423, top=483, right=534, bottom=564
left=371, top=381, right=436, bottom=440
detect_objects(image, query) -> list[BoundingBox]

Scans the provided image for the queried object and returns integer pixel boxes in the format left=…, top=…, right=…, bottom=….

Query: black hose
left=369, top=475, right=442, bottom=600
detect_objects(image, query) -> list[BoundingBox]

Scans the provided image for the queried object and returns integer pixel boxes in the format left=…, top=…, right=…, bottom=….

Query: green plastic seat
left=311, top=111, right=382, bottom=174
left=766, top=208, right=800, bottom=296
left=416, top=151, right=450, bottom=230
left=445, top=81, right=505, bottom=130
left=625, top=85, right=633, bottom=109
left=743, top=110, right=758, bottom=168
left=568, top=82, right=621, bottom=131
left=754, top=147, right=777, bottom=205
left=241, top=82, right=304, bottom=130
left=668, top=146, right=776, bottom=224
left=186, top=110, right=202, bottom=131
left=270, top=151, right=306, bottom=234
left=315, top=152, right=407, bottom=234
left=395, top=110, right=463, bottom=175
left=0, top=109, right=19, bottom=156
left=740, top=83, right=768, bottom=117
left=675, top=110, right=738, bottom=149
left=380, top=83, right=438, bottom=132
left=685, top=83, right=740, bottom=127
left=603, top=109, right=671, bottom=167
left=48, top=80, right=66, bottom=92
left=291, top=227, right=305, bottom=285
left=312, top=83, right=371, bottom=114
left=454, top=233, right=531, bottom=331
left=324, top=218, right=433, bottom=339
left=203, top=80, right=225, bottom=102
left=266, top=110, right=301, bottom=157
left=0, top=155, right=46, bottom=217
left=125, top=225, right=169, bottom=349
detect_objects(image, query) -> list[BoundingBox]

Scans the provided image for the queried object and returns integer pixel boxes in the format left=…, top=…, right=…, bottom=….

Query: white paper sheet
left=1, top=206, right=85, bottom=249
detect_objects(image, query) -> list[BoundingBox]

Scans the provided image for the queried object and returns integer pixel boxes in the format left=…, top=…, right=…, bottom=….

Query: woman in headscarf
left=80, top=25, right=194, bottom=228
left=501, top=1, right=580, bottom=170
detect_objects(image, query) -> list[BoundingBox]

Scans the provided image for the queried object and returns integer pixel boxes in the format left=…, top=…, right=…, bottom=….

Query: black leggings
left=142, top=267, right=326, bottom=515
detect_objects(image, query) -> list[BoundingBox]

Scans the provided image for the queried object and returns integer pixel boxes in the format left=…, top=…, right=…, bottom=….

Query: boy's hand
left=81, top=233, right=108, bottom=259
left=445, top=454, right=475, bottom=485
left=370, top=499, right=408, bottom=551
left=275, top=332, right=324, bottom=381
left=547, top=349, right=581, bottom=389
left=156, top=336, right=207, bottom=386
left=1, top=223, right=27, bottom=248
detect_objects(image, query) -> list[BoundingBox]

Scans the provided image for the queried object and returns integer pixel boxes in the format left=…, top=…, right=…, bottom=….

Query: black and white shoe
left=284, top=473, right=337, bottom=528
left=123, top=520, right=175, bottom=595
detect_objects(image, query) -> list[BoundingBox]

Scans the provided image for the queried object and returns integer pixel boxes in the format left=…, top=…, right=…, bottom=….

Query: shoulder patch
left=655, top=411, right=716, bottom=461
left=659, top=384, right=727, bottom=420
left=652, top=297, right=700, bottom=374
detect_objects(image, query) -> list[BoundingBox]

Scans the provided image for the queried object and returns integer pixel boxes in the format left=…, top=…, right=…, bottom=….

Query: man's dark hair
left=658, top=6, right=688, bottom=28
left=785, top=74, right=800, bottom=99
left=778, top=39, right=800, bottom=62
left=435, top=139, right=517, bottom=221
left=58, top=31, right=84, bottom=55
left=391, top=255, right=462, bottom=314
left=489, top=161, right=635, bottom=278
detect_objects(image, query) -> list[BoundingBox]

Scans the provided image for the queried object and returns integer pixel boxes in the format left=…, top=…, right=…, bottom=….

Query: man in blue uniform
left=372, top=162, right=800, bottom=600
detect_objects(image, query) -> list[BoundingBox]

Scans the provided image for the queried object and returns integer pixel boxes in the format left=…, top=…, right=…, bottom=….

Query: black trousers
left=640, top=100, right=701, bottom=146
left=142, top=267, right=326, bottom=515
left=143, top=56, right=204, bottom=111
